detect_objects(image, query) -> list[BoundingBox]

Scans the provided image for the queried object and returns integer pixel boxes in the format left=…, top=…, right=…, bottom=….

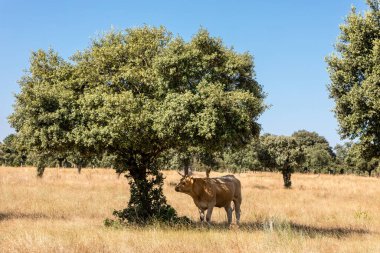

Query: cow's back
left=211, top=175, right=241, bottom=208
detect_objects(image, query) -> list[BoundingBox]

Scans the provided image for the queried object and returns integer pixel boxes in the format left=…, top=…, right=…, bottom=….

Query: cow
left=175, top=174, right=242, bottom=226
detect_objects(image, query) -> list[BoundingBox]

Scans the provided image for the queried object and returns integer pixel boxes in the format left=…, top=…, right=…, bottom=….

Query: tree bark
left=129, top=164, right=151, bottom=217
left=282, top=169, right=292, bottom=188
left=77, top=164, right=82, bottom=174
left=114, top=156, right=178, bottom=224
left=36, top=165, right=45, bottom=178
left=112, top=154, right=179, bottom=224
left=58, top=158, right=63, bottom=168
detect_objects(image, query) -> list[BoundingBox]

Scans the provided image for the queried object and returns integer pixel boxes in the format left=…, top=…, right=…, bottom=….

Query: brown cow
left=175, top=174, right=242, bottom=225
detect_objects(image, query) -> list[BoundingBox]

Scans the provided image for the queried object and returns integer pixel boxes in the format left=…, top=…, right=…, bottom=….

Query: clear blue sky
left=0, top=0, right=369, bottom=147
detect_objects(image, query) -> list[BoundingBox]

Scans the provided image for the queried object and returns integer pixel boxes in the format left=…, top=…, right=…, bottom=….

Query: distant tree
left=194, top=150, right=221, bottom=177
left=0, top=134, right=26, bottom=167
left=260, top=134, right=306, bottom=188
left=304, top=144, right=333, bottom=173
left=334, top=142, right=354, bottom=173
left=349, top=142, right=379, bottom=176
left=0, top=142, right=4, bottom=165
left=10, top=26, right=265, bottom=224
left=67, top=154, right=86, bottom=173
left=291, top=130, right=333, bottom=155
left=96, top=152, right=117, bottom=168
left=357, top=158, right=379, bottom=176
left=9, top=48, right=76, bottom=176
left=291, top=130, right=334, bottom=172
left=222, top=138, right=262, bottom=173
left=64, top=148, right=98, bottom=173
left=334, top=142, right=352, bottom=164
left=326, top=0, right=380, bottom=161
left=165, top=149, right=194, bottom=174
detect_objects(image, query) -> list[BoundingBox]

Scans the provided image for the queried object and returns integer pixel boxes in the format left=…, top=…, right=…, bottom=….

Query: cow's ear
left=189, top=176, right=194, bottom=182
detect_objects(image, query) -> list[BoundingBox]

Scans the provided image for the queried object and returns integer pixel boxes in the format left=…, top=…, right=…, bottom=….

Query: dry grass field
left=0, top=167, right=379, bottom=253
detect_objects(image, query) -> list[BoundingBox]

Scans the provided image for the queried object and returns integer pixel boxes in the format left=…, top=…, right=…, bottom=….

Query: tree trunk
left=77, top=163, right=82, bottom=174
left=206, top=168, right=211, bottom=178
left=36, top=165, right=45, bottom=178
left=129, top=165, right=151, bottom=219
left=113, top=156, right=178, bottom=224
left=184, top=164, right=189, bottom=176
left=57, top=158, right=64, bottom=168
left=282, top=169, right=292, bottom=188
left=182, top=155, right=191, bottom=176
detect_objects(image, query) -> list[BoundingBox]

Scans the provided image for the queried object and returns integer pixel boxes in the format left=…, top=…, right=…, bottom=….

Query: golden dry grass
left=0, top=167, right=379, bottom=253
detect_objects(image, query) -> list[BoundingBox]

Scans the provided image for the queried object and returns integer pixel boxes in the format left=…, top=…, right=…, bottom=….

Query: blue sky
left=0, top=0, right=369, bottom=147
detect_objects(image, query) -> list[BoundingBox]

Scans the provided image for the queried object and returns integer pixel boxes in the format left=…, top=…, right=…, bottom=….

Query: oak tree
left=326, top=0, right=380, bottom=160
left=260, top=134, right=305, bottom=188
left=10, top=26, right=265, bottom=223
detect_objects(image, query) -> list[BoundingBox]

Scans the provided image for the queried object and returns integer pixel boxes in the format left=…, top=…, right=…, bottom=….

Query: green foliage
left=326, top=0, right=380, bottom=160
left=220, top=130, right=348, bottom=178
left=0, top=143, right=3, bottom=165
left=291, top=130, right=333, bottom=155
left=349, top=142, right=380, bottom=176
left=103, top=218, right=124, bottom=229
left=304, top=145, right=333, bottom=173
left=113, top=163, right=179, bottom=224
left=10, top=26, right=265, bottom=223
left=260, top=134, right=306, bottom=188
left=334, top=142, right=353, bottom=164
left=0, top=134, right=26, bottom=166
left=333, top=142, right=355, bottom=174
left=291, top=130, right=334, bottom=173
left=222, top=139, right=262, bottom=173
left=356, top=158, right=380, bottom=176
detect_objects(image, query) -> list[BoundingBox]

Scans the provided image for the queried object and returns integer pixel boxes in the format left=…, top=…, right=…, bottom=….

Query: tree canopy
left=326, top=0, right=380, bottom=160
left=291, top=130, right=334, bottom=172
left=9, top=26, right=265, bottom=223
left=0, top=134, right=26, bottom=167
left=259, top=134, right=305, bottom=188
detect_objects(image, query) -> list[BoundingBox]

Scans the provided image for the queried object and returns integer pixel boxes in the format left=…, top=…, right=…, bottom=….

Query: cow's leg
left=199, top=209, right=205, bottom=222
left=233, top=199, right=241, bottom=225
left=205, top=205, right=214, bottom=224
left=225, top=205, right=233, bottom=225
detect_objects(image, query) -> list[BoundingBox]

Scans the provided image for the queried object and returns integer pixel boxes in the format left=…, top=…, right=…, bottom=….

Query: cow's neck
left=190, top=178, right=204, bottom=199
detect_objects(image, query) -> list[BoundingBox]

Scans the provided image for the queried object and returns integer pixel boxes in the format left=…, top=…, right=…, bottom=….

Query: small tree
left=260, top=134, right=305, bottom=188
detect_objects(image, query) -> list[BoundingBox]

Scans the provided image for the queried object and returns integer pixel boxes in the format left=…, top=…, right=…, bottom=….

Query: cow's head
left=175, top=175, right=193, bottom=193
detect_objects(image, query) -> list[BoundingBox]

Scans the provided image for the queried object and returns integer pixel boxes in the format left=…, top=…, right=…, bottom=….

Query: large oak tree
left=10, top=26, right=265, bottom=223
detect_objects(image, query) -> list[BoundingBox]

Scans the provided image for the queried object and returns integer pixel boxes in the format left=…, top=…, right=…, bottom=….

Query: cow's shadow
left=194, top=220, right=371, bottom=238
